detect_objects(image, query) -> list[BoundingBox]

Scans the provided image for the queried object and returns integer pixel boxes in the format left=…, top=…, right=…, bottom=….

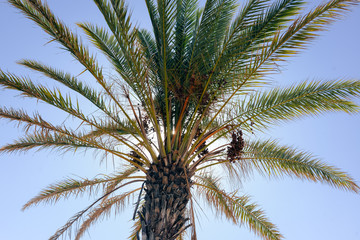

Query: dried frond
left=49, top=179, right=143, bottom=240
left=75, top=189, right=139, bottom=240
left=23, top=167, right=143, bottom=210
left=0, top=107, right=54, bottom=132
left=129, top=214, right=142, bottom=240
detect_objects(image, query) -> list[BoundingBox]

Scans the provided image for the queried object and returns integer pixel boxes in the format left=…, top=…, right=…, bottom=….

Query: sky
left=0, top=0, right=360, bottom=239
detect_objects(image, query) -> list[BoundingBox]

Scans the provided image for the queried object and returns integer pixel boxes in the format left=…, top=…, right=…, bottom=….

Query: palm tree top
left=0, top=0, right=359, bottom=239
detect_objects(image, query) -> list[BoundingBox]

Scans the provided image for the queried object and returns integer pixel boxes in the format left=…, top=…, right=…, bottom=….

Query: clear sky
left=0, top=0, right=360, bottom=239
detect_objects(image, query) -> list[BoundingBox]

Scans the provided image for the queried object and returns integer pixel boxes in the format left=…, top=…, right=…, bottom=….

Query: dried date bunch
left=227, top=130, right=244, bottom=163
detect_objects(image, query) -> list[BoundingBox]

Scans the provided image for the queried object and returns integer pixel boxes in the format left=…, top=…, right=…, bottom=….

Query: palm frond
left=22, top=167, right=142, bottom=210
left=270, top=0, right=358, bottom=62
left=145, top=0, right=161, bottom=52
left=0, top=129, right=150, bottom=171
left=0, top=107, right=146, bottom=166
left=230, top=0, right=269, bottom=30
left=18, top=59, right=122, bottom=121
left=157, top=0, right=177, bottom=63
left=75, top=189, right=139, bottom=240
left=195, top=173, right=283, bottom=240
left=79, top=23, right=132, bottom=82
left=242, top=139, right=359, bottom=192
left=128, top=215, right=142, bottom=240
left=230, top=195, right=282, bottom=240
left=48, top=179, right=143, bottom=240
left=173, top=0, right=198, bottom=68
left=217, top=0, right=304, bottom=76
left=9, top=0, right=144, bottom=135
left=0, top=107, right=55, bottom=132
left=0, top=131, right=95, bottom=154
left=190, top=0, right=237, bottom=75
left=92, top=0, right=143, bottom=83
left=138, top=29, right=158, bottom=70
left=0, top=71, right=86, bottom=118
left=195, top=173, right=236, bottom=223
left=9, top=0, right=105, bottom=85
left=212, top=0, right=357, bottom=97
left=0, top=71, right=153, bottom=161
left=235, top=80, right=360, bottom=132
left=18, top=59, right=140, bottom=135
left=23, top=177, right=110, bottom=210
left=240, top=0, right=359, bottom=81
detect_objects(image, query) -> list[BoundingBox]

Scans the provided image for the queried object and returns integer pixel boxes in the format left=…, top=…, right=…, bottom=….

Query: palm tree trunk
left=140, top=160, right=192, bottom=240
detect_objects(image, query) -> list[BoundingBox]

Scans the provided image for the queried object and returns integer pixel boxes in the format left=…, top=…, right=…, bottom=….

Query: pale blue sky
left=0, top=0, right=360, bottom=239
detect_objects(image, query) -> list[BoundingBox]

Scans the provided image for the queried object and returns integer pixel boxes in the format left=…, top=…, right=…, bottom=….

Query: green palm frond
left=18, top=59, right=140, bottom=133
left=190, top=0, right=237, bottom=75
left=213, top=0, right=358, bottom=95
left=92, top=0, right=143, bottom=83
left=242, top=139, right=359, bottom=192
left=19, top=59, right=110, bottom=113
left=173, top=0, right=198, bottom=68
left=158, top=0, right=177, bottom=62
left=144, top=0, right=177, bottom=76
left=138, top=29, right=158, bottom=70
left=246, top=0, right=359, bottom=80
left=79, top=23, right=132, bottom=81
left=270, top=0, right=358, bottom=61
left=78, top=1, right=160, bottom=154
left=145, top=0, right=161, bottom=53
left=229, top=0, right=268, bottom=29
left=195, top=173, right=283, bottom=240
left=217, top=0, right=304, bottom=75
left=0, top=71, right=152, bottom=160
left=9, top=0, right=142, bottom=132
left=8, top=0, right=105, bottom=84
left=235, top=80, right=360, bottom=132
left=0, top=71, right=85, bottom=117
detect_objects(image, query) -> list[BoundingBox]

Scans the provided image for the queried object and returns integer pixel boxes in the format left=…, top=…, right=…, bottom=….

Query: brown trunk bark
left=140, top=161, right=192, bottom=240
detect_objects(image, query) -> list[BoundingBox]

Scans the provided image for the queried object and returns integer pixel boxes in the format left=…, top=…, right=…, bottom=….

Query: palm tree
left=1, top=0, right=359, bottom=239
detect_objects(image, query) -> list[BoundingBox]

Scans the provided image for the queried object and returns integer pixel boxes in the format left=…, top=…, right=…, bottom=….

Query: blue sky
left=0, top=0, right=360, bottom=239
